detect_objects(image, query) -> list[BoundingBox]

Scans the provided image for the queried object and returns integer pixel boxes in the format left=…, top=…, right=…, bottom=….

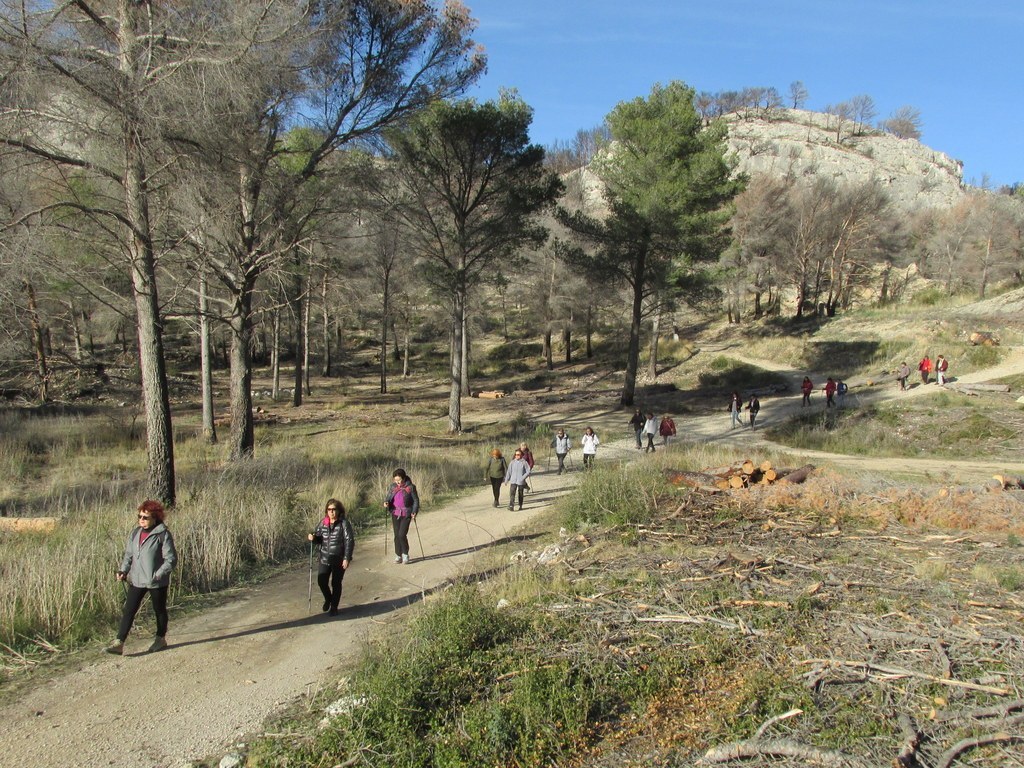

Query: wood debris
left=664, top=459, right=815, bottom=492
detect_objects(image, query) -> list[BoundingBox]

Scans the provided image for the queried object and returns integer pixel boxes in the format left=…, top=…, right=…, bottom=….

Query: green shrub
left=561, top=464, right=668, bottom=531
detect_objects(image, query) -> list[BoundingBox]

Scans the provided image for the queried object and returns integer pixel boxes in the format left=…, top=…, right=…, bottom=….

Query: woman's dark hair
left=324, top=498, right=345, bottom=516
left=393, top=468, right=409, bottom=482
left=137, top=499, right=165, bottom=524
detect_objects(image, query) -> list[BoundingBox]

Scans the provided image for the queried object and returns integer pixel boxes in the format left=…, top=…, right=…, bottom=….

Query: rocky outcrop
left=725, top=109, right=965, bottom=211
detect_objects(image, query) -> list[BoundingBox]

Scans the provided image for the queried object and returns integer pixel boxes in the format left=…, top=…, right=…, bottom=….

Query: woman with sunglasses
left=503, top=448, right=531, bottom=511
left=106, top=500, right=178, bottom=655
left=308, top=499, right=355, bottom=615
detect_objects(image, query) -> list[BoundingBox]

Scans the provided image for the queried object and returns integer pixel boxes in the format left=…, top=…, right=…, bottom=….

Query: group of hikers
left=627, top=409, right=677, bottom=452
left=728, top=392, right=762, bottom=428
left=107, top=351, right=955, bottom=652
left=897, top=355, right=950, bottom=390
left=106, top=467, right=421, bottom=652
left=799, top=376, right=848, bottom=409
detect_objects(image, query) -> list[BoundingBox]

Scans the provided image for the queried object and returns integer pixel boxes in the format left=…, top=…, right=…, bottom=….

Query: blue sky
left=464, top=1, right=1023, bottom=188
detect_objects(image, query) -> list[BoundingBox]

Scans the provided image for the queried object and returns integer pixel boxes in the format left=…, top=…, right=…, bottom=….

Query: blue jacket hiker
left=503, top=449, right=532, bottom=511
left=308, top=499, right=355, bottom=615
left=385, top=468, right=420, bottom=564
left=107, top=500, right=178, bottom=656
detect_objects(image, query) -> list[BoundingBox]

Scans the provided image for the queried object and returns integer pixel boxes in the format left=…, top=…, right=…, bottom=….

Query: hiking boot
left=147, top=637, right=167, bottom=653
left=402, top=554, right=410, bottom=564
left=507, top=505, right=514, bottom=511
left=329, top=607, right=338, bottom=616
left=105, top=640, right=124, bottom=656
left=322, top=600, right=330, bottom=612
left=493, top=501, right=499, bottom=507
left=394, top=556, right=402, bottom=564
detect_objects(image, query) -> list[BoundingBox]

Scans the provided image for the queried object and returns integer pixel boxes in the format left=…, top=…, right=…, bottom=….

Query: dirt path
left=0, top=416, right=639, bottom=768
left=3, top=347, right=1023, bottom=768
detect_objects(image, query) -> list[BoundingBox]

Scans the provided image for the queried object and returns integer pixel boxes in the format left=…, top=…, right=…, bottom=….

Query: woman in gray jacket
left=106, top=500, right=177, bottom=655
left=503, top=448, right=532, bottom=511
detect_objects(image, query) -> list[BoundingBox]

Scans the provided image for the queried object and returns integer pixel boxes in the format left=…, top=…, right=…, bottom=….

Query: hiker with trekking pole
left=307, top=499, right=354, bottom=616
left=384, top=468, right=420, bottom=564
left=106, top=500, right=177, bottom=655
left=550, top=427, right=571, bottom=475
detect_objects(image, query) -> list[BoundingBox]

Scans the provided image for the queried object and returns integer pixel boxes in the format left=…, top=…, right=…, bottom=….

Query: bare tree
left=879, top=106, right=923, bottom=140
left=789, top=81, right=809, bottom=109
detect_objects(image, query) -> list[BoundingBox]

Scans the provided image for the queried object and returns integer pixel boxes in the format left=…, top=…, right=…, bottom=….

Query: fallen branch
left=934, top=732, right=1024, bottom=768
left=700, top=738, right=868, bottom=767
left=800, top=659, right=1010, bottom=695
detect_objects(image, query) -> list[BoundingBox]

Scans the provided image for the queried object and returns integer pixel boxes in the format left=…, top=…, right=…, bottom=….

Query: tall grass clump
left=249, top=587, right=640, bottom=768
left=560, top=464, right=669, bottom=531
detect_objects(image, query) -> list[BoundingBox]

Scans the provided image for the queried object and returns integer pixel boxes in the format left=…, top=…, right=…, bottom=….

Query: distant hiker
left=897, top=362, right=911, bottom=391
left=551, top=428, right=571, bottom=475
left=936, top=354, right=949, bottom=386
left=824, top=377, right=837, bottom=408
left=746, top=395, right=760, bottom=429
left=836, top=379, right=848, bottom=408
left=484, top=448, right=508, bottom=508
left=384, top=468, right=419, bottom=564
left=504, top=448, right=531, bottom=511
left=518, top=441, right=535, bottom=491
left=642, top=412, right=658, bottom=453
left=628, top=408, right=645, bottom=449
left=918, top=355, right=932, bottom=385
left=801, top=377, right=814, bottom=407
left=659, top=414, right=676, bottom=445
left=729, top=391, right=742, bottom=428
left=106, top=500, right=177, bottom=655
left=581, top=426, right=600, bottom=468
left=307, top=499, right=354, bottom=616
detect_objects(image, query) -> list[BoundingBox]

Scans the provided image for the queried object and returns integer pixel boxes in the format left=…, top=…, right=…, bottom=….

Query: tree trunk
left=303, top=281, right=311, bottom=396
left=320, top=271, right=331, bottom=377
left=563, top=323, right=572, bottom=364
left=460, top=311, right=470, bottom=397
left=380, top=267, right=389, bottom=394
left=291, top=264, right=305, bottom=407
left=402, top=320, right=410, bottom=377
left=199, top=272, right=217, bottom=445
left=647, top=303, right=661, bottom=380
left=271, top=308, right=281, bottom=401
left=620, top=248, right=647, bottom=407
left=22, top=280, right=49, bottom=403
left=228, top=284, right=256, bottom=460
left=448, top=291, right=464, bottom=432
left=543, top=326, right=553, bottom=370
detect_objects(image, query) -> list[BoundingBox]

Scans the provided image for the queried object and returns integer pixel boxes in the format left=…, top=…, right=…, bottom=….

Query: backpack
left=837, top=381, right=848, bottom=395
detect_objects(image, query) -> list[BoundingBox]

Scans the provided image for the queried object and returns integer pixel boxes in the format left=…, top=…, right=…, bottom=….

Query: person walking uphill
left=504, top=448, right=531, bottom=511
left=106, top=500, right=177, bottom=655
left=629, top=409, right=645, bottom=449
left=659, top=414, right=676, bottom=446
left=918, top=355, right=932, bottom=385
left=729, top=391, right=742, bottom=428
left=307, top=499, right=354, bottom=616
left=551, top=428, right=571, bottom=475
left=581, top=426, right=600, bottom=469
left=385, top=468, right=419, bottom=564
left=801, top=377, right=814, bottom=407
left=484, top=449, right=508, bottom=507
left=642, top=412, right=658, bottom=453
left=824, top=377, right=837, bottom=408
left=746, top=395, right=760, bottom=429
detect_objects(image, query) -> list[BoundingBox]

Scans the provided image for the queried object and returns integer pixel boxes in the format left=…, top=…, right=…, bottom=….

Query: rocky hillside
left=725, top=108, right=965, bottom=210
left=566, top=108, right=967, bottom=214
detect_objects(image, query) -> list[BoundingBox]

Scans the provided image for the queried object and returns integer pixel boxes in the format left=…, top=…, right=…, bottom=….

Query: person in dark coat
left=106, top=500, right=178, bottom=655
left=484, top=448, right=508, bottom=507
left=628, top=408, right=645, bottom=449
left=308, top=499, right=355, bottom=616
left=746, top=395, right=761, bottom=429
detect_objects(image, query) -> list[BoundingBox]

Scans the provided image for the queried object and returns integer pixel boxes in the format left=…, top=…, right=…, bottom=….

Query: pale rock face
left=724, top=109, right=965, bottom=211
left=565, top=108, right=967, bottom=214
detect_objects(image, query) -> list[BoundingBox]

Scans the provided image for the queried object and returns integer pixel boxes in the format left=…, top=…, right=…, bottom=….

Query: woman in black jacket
left=307, top=499, right=355, bottom=616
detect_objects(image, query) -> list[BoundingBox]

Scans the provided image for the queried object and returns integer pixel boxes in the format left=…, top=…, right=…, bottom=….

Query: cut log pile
left=665, top=460, right=816, bottom=493
left=475, top=390, right=506, bottom=399
left=969, top=331, right=999, bottom=346
left=993, top=474, right=1024, bottom=490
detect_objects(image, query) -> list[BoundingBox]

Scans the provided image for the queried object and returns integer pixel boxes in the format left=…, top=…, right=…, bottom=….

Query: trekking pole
left=307, top=540, right=313, bottom=614
left=413, top=515, right=425, bottom=560
left=383, top=511, right=389, bottom=556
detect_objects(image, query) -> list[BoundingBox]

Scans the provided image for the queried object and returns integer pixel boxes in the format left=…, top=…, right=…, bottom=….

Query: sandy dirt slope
left=2, top=345, right=1022, bottom=768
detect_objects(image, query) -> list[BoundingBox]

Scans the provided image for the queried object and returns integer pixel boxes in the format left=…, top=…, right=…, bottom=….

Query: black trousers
left=117, top=584, right=169, bottom=641
left=317, top=563, right=345, bottom=608
left=489, top=477, right=502, bottom=504
left=392, top=515, right=412, bottom=557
